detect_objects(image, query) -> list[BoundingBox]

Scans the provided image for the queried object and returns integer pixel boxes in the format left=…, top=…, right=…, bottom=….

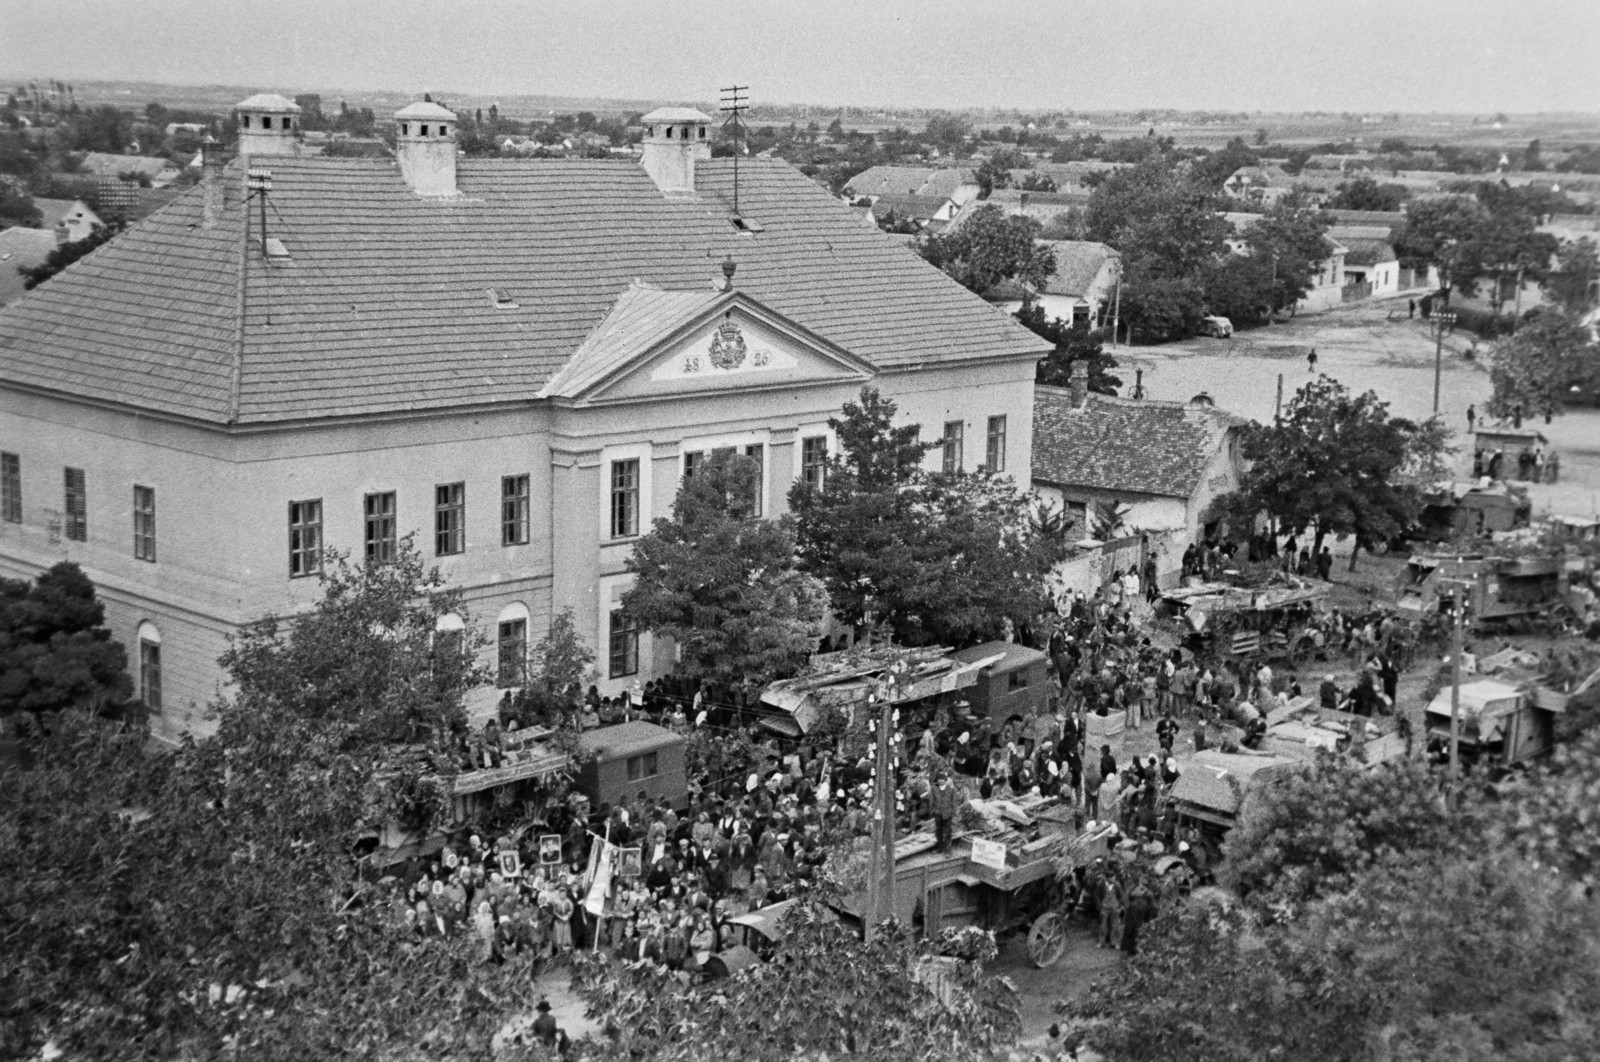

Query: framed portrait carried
left=538, top=834, right=563, bottom=866
left=497, top=850, right=522, bottom=878
left=617, top=847, right=643, bottom=878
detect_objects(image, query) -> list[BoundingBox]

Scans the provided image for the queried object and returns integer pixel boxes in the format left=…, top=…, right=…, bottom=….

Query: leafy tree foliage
left=1087, top=159, right=1229, bottom=340
left=1214, top=377, right=1430, bottom=569
left=571, top=900, right=1020, bottom=1061
left=624, top=451, right=827, bottom=692
left=918, top=204, right=1055, bottom=295
left=218, top=535, right=486, bottom=751
left=0, top=561, right=131, bottom=719
left=1327, top=175, right=1410, bottom=212
left=1188, top=136, right=1260, bottom=190
left=0, top=541, right=543, bottom=1062
left=790, top=388, right=1058, bottom=647
left=1016, top=301, right=1122, bottom=394
left=527, top=605, right=595, bottom=702
left=1486, top=309, right=1600, bottom=423
left=1546, top=236, right=1599, bottom=314
left=1220, top=757, right=1485, bottom=906
left=1392, top=193, right=1490, bottom=296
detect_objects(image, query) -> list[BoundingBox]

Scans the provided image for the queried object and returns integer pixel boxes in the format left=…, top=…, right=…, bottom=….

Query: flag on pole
left=584, top=838, right=615, bottom=916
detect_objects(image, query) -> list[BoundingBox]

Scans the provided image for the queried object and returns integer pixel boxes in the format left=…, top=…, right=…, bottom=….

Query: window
left=1009, top=669, right=1031, bottom=691
left=682, top=451, right=703, bottom=479
left=800, top=436, right=828, bottom=491
left=610, top=460, right=640, bottom=539
left=435, top=482, right=465, bottom=556
left=609, top=608, right=639, bottom=678
left=498, top=618, right=527, bottom=687
left=261, top=116, right=272, bottom=130
left=288, top=499, right=323, bottom=577
left=133, top=485, right=156, bottom=562
left=740, top=443, right=765, bottom=518
left=63, top=467, right=86, bottom=541
left=943, top=421, right=964, bottom=474
left=138, top=628, right=162, bottom=714
left=1, top=452, right=20, bottom=523
left=986, top=415, right=1007, bottom=474
left=626, top=751, right=659, bottom=781
left=364, top=492, right=396, bottom=565
left=501, top=474, right=530, bottom=546
left=434, top=613, right=465, bottom=674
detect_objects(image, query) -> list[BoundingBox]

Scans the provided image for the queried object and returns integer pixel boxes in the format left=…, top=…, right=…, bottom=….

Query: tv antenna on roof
left=720, top=84, right=748, bottom=215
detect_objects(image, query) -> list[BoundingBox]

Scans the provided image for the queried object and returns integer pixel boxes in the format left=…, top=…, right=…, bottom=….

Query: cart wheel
left=1027, top=912, right=1068, bottom=968
left=1288, top=635, right=1310, bottom=669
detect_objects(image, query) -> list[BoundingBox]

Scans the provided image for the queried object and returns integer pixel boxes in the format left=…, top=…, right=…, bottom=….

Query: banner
left=584, top=836, right=616, bottom=916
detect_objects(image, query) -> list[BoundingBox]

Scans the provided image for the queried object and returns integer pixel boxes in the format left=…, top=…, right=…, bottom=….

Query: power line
left=719, top=84, right=749, bottom=216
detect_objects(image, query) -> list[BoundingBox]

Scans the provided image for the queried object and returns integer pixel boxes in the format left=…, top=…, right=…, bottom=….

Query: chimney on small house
left=639, top=107, right=714, bottom=196
left=200, top=136, right=225, bottom=229
left=1069, top=358, right=1089, bottom=408
left=394, top=101, right=459, bottom=196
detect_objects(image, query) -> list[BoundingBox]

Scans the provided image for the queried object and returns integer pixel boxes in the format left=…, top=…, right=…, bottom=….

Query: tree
left=1188, top=136, right=1260, bottom=190
left=219, top=536, right=485, bottom=751
left=1242, top=203, right=1334, bottom=315
left=623, top=452, right=827, bottom=693
left=923, top=113, right=970, bottom=154
left=1215, top=377, right=1429, bottom=569
left=571, top=900, right=1020, bottom=1061
left=0, top=561, right=132, bottom=720
left=1017, top=300, right=1122, bottom=394
left=0, top=541, right=541, bottom=1062
left=528, top=605, right=595, bottom=702
left=1392, top=194, right=1489, bottom=298
left=918, top=204, right=1055, bottom=295
left=790, top=389, right=1058, bottom=647
left=1486, top=309, right=1600, bottom=424
left=1546, top=236, right=1599, bottom=313
left=1327, top=175, right=1409, bottom=212
left=1220, top=756, right=1485, bottom=906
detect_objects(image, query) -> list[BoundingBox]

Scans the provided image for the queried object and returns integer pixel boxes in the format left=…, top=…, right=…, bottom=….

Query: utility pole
left=1431, top=310, right=1457, bottom=415
left=864, top=655, right=908, bottom=943
left=1440, top=573, right=1470, bottom=776
left=1109, top=273, right=1122, bottom=349
left=1274, top=372, right=1284, bottom=425
left=719, top=85, right=748, bottom=216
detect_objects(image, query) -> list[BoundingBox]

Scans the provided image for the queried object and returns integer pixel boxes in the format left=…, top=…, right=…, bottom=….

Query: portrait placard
left=538, top=834, right=563, bottom=866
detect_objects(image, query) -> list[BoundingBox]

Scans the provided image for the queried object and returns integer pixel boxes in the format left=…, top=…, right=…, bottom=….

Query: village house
left=1031, top=364, right=1247, bottom=547
left=0, top=227, right=58, bottom=308
left=0, top=95, right=1048, bottom=743
left=843, top=165, right=980, bottom=228
left=32, top=197, right=103, bottom=244
left=74, top=151, right=183, bottom=188
left=1221, top=213, right=1347, bottom=313
left=946, top=187, right=1092, bottom=234
left=988, top=240, right=1121, bottom=327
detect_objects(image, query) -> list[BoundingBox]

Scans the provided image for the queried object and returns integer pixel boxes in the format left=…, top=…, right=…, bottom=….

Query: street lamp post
left=1431, top=310, right=1458, bottom=415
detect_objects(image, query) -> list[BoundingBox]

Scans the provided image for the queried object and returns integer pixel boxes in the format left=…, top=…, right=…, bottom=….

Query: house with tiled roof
left=75, top=151, right=182, bottom=188
left=32, top=197, right=102, bottom=243
left=1220, top=213, right=1347, bottom=312
left=843, top=165, right=980, bottom=205
left=947, top=188, right=1091, bottom=235
left=1032, top=367, right=1247, bottom=547
left=986, top=240, right=1120, bottom=327
left=1328, top=224, right=1402, bottom=296
left=0, top=95, right=1049, bottom=741
left=0, top=227, right=58, bottom=308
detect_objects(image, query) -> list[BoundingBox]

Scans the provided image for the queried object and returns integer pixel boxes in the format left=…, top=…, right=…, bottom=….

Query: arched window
left=496, top=603, right=530, bottom=687
left=137, top=621, right=162, bottom=714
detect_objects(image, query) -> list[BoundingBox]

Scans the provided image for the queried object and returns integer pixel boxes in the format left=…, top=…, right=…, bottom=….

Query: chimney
left=639, top=107, right=714, bottom=196
left=200, top=136, right=225, bottom=229
left=234, top=93, right=302, bottom=158
left=1069, top=358, right=1089, bottom=408
left=394, top=101, right=458, bottom=196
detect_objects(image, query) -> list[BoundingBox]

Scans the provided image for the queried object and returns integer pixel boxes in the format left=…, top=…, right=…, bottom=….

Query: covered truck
left=1424, top=679, right=1565, bottom=771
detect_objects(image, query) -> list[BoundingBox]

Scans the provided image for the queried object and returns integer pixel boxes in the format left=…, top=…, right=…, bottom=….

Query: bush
left=1446, top=305, right=1518, bottom=339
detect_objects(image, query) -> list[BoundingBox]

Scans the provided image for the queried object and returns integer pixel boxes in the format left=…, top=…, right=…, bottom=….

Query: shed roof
left=1171, top=749, right=1298, bottom=816
left=576, top=721, right=681, bottom=759
left=1037, top=240, right=1118, bottom=298
left=1032, top=386, right=1245, bottom=499
left=950, top=640, right=1047, bottom=673
left=0, top=156, right=1046, bottom=424
left=1340, top=237, right=1397, bottom=267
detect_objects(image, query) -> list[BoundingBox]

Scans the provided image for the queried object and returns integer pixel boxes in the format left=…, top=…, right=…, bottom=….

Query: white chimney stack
left=639, top=107, right=713, bottom=196
left=394, top=101, right=459, bottom=196
left=234, top=93, right=302, bottom=158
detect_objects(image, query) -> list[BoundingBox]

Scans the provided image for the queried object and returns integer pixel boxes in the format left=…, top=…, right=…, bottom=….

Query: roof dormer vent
left=395, top=100, right=459, bottom=196
left=488, top=288, right=519, bottom=309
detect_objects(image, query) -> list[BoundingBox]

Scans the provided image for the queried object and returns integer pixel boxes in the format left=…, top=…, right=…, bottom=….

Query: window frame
left=942, top=420, right=964, bottom=474
left=626, top=750, right=660, bottom=782
left=63, top=466, right=87, bottom=542
left=288, top=498, right=323, bottom=578
left=434, top=482, right=465, bottom=556
left=800, top=435, right=828, bottom=492
left=139, top=637, right=162, bottom=714
left=986, top=415, right=1007, bottom=474
left=363, top=490, right=396, bottom=566
left=132, top=484, right=156, bottom=562
left=608, top=608, right=639, bottom=679
left=610, top=459, right=640, bottom=540
left=497, top=617, right=528, bottom=688
left=1, top=452, right=19, bottom=524
left=501, top=473, right=531, bottom=546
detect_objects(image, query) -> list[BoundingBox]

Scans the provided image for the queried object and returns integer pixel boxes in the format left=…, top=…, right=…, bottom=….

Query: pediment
left=542, top=286, right=874, bottom=404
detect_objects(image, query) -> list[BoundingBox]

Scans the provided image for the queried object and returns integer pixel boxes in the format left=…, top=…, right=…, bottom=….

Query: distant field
left=12, top=77, right=1600, bottom=149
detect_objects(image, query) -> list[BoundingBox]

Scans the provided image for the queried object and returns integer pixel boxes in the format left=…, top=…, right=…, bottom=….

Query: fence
left=1341, top=281, right=1373, bottom=303
left=1043, top=528, right=1188, bottom=609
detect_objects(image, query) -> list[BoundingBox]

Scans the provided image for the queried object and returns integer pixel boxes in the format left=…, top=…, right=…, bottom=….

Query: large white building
left=0, top=95, right=1049, bottom=742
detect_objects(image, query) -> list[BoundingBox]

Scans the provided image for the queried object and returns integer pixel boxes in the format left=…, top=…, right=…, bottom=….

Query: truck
left=1424, top=678, right=1566, bottom=772
left=574, top=720, right=689, bottom=812
left=1397, top=553, right=1574, bottom=630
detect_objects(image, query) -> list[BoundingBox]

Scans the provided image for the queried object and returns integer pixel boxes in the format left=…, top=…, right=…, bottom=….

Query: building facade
left=0, top=97, right=1048, bottom=742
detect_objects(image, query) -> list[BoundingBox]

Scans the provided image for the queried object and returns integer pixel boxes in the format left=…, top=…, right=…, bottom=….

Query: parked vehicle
left=1196, top=315, right=1234, bottom=338
left=1396, top=553, right=1574, bottom=631
left=1424, top=679, right=1566, bottom=772
left=574, top=720, right=689, bottom=811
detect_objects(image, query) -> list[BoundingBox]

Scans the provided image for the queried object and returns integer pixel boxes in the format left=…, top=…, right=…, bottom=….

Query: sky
left=2, top=0, right=1598, bottom=114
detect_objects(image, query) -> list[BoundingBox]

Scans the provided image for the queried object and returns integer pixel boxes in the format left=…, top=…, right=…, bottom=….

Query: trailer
left=1160, top=581, right=1329, bottom=668
left=574, top=721, right=689, bottom=811
left=1397, top=553, right=1573, bottom=629
left=1424, top=679, right=1566, bottom=772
